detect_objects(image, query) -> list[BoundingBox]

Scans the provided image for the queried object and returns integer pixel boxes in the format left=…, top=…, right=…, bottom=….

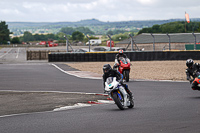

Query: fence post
left=108, top=35, right=112, bottom=51
left=64, top=35, right=69, bottom=52
left=30, top=51, right=32, bottom=60
left=27, top=51, right=29, bottom=60
left=38, top=51, right=40, bottom=60
left=129, top=33, right=134, bottom=51
left=166, top=33, right=171, bottom=50
left=86, top=35, right=91, bottom=52
left=150, top=33, right=155, bottom=51
left=192, top=32, right=196, bottom=50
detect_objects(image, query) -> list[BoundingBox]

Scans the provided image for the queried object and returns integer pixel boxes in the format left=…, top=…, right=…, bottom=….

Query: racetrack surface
left=1, top=47, right=200, bottom=133
left=1, top=65, right=200, bottom=133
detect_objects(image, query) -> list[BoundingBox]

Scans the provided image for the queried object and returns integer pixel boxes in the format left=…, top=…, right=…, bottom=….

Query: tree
left=56, top=32, right=67, bottom=40
left=152, top=25, right=161, bottom=33
left=33, top=34, right=42, bottom=41
left=75, top=27, right=95, bottom=35
left=72, top=31, right=84, bottom=41
left=112, top=33, right=129, bottom=41
left=106, top=30, right=113, bottom=35
left=198, top=23, right=200, bottom=32
left=11, top=37, right=20, bottom=44
left=60, top=27, right=95, bottom=35
left=60, top=27, right=75, bottom=35
left=23, top=31, right=34, bottom=42
left=138, top=27, right=152, bottom=34
left=46, top=33, right=56, bottom=40
left=0, top=21, right=10, bottom=44
left=138, top=21, right=200, bottom=34
left=87, top=36, right=99, bottom=39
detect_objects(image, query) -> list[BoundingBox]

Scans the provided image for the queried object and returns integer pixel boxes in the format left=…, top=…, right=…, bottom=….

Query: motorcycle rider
left=103, top=64, right=133, bottom=98
left=185, top=59, right=200, bottom=90
left=113, top=49, right=128, bottom=70
left=191, top=75, right=200, bottom=90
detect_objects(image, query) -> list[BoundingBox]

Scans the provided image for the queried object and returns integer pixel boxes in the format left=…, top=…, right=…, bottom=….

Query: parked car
left=92, top=46, right=126, bottom=52
left=92, top=46, right=111, bottom=52
left=110, top=47, right=126, bottom=51
left=74, top=48, right=94, bottom=53
left=86, top=39, right=101, bottom=46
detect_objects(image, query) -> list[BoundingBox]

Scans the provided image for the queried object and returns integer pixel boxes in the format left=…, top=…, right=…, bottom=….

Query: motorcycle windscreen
left=119, top=57, right=128, bottom=64
left=106, top=77, right=113, bottom=85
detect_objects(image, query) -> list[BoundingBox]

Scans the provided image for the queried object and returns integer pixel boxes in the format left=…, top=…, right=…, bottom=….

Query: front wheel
left=123, top=70, right=129, bottom=82
left=113, top=93, right=125, bottom=110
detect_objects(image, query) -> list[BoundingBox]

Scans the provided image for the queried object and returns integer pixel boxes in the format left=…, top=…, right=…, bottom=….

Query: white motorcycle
left=104, top=77, right=134, bottom=110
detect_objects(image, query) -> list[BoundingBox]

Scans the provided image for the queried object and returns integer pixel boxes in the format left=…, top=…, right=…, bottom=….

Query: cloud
left=0, top=0, right=200, bottom=22
left=136, top=0, right=158, bottom=5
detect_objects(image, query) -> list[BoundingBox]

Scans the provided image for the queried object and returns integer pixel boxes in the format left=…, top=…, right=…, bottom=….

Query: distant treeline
left=60, top=27, right=94, bottom=35
left=8, top=18, right=200, bottom=35
left=13, top=31, right=99, bottom=44
left=138, top=21, right=200, bottom=34
left=2, top=20, right=200, bottom=44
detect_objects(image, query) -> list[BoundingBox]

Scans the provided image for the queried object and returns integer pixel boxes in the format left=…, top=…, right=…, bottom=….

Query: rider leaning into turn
left=113, top=49, right=128, bottom=69
left=185, top=59, right=200, bottom=82
left=185, top=59, right=200, bottom=90
left=102, top=64, right=133, bottom=98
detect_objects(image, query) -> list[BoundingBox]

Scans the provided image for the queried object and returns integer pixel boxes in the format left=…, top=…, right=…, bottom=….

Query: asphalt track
left=0, top=47, right=200, bottom=133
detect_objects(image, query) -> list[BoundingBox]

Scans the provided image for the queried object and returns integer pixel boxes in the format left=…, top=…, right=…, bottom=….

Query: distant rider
left=185, top=59, right=200, bottom=90
left=185, top=59, right=200, bottom=82
left=113, top=49, right=128, bottom=70
left=102, top=64, right=132, bottom=98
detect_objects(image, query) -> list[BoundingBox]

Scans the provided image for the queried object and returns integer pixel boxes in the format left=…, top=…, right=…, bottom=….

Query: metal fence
left=135, top=33, right=200, bottom=51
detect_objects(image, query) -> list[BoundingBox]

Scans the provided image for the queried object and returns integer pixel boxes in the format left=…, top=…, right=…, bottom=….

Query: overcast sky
left=1, top=0, right=200, bottom=22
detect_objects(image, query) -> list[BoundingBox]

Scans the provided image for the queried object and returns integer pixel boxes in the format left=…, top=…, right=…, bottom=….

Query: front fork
left=119, top=87, right=130, bottom=106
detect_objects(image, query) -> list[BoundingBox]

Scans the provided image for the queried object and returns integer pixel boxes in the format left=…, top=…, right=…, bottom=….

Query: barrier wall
left=48, top=51, right=200, bottom=62
left=27, top=51, right=49, bottom=60
left=185, top=44, right=200, bottom=50
left=27, top=50, right=65, bottom=60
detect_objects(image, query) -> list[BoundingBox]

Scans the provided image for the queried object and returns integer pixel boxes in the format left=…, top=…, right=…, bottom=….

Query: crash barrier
left=185, top=44, right=200, bottom=50
left=27, top=50, right=65, bottom=60
left=48, top=52, right=110, bottom=62
left=48, top=50, right=200, bottom=62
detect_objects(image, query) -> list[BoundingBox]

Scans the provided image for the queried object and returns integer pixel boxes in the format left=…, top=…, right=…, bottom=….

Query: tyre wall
left=48, top=51, right=200, bottom=62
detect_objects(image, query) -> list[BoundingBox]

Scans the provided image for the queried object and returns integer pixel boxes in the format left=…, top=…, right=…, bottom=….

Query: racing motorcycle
left=104, top=77, right=134, bottom=110
left=191, top=72, right=200, bottom=91
left=114, top=57, right=131, bottom=82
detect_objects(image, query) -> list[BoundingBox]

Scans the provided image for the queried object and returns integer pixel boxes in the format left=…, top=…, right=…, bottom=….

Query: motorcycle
left=191, top=72, right=200, bottom=91
left=104, top=77, right=134, bottom=110
left=114, top=57, right=131, bottom=82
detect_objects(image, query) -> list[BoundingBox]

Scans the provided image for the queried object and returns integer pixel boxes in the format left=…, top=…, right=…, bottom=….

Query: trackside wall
left=48, top=51, right=200, bottom=62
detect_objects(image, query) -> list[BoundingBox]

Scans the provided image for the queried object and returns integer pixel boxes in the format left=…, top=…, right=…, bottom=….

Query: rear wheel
left=113, top=93, right=125, bottom=110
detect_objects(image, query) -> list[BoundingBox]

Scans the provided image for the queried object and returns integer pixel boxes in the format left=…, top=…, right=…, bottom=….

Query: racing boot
left=124, top=85, right=133, bottom=99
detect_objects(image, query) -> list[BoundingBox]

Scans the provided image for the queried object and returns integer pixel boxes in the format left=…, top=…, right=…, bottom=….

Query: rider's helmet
left=119, top=49, right=124, bottom=56
left=103, top=64, right=112, bottom=74
left=186, top=59, right=194, bottom=68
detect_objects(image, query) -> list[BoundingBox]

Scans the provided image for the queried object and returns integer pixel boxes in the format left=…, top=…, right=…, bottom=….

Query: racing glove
left=119, top=79, right=123, bottom=84
left=189, top=79, right=193, bottom=84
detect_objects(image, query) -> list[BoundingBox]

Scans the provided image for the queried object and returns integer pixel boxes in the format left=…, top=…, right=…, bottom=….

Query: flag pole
left=185, top=11, right=190, bottom=33
left=185, top=11, right=186, bottom=33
